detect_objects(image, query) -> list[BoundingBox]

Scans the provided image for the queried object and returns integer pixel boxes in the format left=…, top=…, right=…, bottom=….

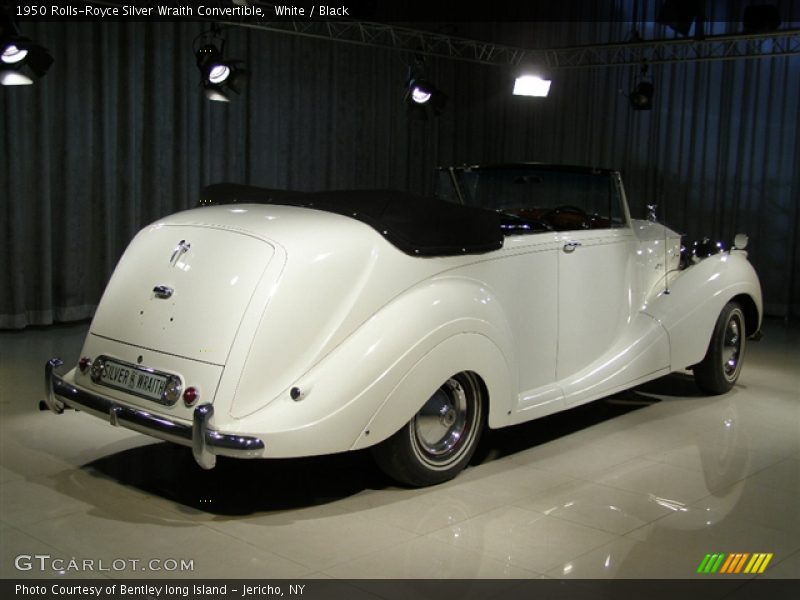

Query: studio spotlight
left=409, top=78, right=434, bottom=104
left=629, top=81, right=654, bottom=110
left=629, top=64, right=653, bottom=110
left=404, top=58, right=446, bottom=119
left=405, top=77, right=446, bottom=119
left=0, top=9, right=53, bottom=86
left=513, top=75, right=551, bottom=97
left=193, top=28, right=247, bottom=102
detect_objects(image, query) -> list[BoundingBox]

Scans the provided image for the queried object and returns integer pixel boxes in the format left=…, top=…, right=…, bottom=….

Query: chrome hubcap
left=414, top=378, right=468, bottom=459
left=722, top=315, right=742, bottom=381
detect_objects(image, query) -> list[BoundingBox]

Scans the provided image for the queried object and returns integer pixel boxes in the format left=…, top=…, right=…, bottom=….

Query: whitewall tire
left=372, top=371, right=486, bottom=487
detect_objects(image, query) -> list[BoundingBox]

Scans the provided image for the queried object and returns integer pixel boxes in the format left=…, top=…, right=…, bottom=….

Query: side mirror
left=733, top=233, right=749, bottom=250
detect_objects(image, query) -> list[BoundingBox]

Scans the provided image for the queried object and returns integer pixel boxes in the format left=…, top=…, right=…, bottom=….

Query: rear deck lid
left=91, top=223, right=275, bottom=365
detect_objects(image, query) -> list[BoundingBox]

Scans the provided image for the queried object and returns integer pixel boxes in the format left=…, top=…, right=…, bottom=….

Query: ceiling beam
left=225, top=17, right=800, bottom=69
left=73, top=1, right=800, bottom=68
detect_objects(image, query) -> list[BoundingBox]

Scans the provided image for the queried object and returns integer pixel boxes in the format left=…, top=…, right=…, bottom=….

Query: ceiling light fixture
left=629, top=64, right=654, bottom=110
left=0, top=10, right=53, bottom=86
left=404, top=56, right=447, bottom=120
left=513, top=74, right=552, bottom=97
left=193, top=26, right=247, bottom=102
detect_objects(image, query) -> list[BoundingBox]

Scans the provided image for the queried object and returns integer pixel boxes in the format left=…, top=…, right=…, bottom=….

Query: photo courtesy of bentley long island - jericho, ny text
left=43, top=164, right=763, bottom=486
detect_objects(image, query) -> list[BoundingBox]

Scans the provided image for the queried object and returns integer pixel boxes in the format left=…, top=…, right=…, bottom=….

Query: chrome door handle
left=170, top=240, right=191, bottom=266
left=563, top=241, right=582, bottom=253
left=153, top=285, right=174, bottom=299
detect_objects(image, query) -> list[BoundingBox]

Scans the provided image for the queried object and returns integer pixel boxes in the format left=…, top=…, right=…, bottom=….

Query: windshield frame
left=435, top=163, right=631, bottom=233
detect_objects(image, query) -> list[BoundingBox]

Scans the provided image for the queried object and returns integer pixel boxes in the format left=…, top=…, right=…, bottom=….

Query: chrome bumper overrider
left=44, top=358, right=265, bottom=469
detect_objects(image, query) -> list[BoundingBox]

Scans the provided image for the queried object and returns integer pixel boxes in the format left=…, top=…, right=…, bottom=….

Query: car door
left=503, top=232, right=562, bottom=415
left=548, top=173, right=635, bottom=393
left=556, top=227, right=634, bottom=387
left=442, top=166, right=633, bottom=414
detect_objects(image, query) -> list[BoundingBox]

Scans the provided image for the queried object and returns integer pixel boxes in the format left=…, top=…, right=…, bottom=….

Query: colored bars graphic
left=696, top=553, right=773, bottom=574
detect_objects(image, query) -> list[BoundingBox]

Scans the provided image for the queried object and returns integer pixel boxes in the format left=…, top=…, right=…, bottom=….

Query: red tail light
left=78, top=357, right=92, bottom=374
left=183, top=387, right=199, bottom=406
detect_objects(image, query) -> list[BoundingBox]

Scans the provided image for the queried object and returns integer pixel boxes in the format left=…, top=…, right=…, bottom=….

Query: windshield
left=435, top=166, right=626, bottom=231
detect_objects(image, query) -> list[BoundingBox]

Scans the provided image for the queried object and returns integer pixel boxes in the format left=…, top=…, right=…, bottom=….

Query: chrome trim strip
left=43, top=358, right=265, bottom=468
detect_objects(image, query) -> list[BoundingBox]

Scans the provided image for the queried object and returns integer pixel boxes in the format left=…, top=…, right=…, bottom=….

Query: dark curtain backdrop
left=1, top=19, right=799, bottom=328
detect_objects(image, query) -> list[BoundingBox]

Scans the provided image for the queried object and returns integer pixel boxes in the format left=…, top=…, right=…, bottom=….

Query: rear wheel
left=372, top=372, right=485, bottom=487
left=694, top=301, right=746, bottom=394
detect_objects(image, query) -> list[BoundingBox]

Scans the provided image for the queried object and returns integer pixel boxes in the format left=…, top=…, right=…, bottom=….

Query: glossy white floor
left=1, top=320, right=798, bottom=580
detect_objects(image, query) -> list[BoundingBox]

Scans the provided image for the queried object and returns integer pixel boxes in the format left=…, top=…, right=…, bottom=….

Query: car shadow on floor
left=475, top=387, right=661, bottom=462
left=77, top=374, right=703, bottom=517
left=633, top=371, right=706, bottom=398
left=83, top=442, right=387, bottom=516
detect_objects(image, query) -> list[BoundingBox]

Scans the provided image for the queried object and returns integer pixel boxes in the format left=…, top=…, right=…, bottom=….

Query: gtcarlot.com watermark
left=14, top=554, right=194, bottom=573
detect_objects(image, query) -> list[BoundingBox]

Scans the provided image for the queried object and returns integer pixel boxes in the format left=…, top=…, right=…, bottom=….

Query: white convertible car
left=44, top=164, right=762, bottom=486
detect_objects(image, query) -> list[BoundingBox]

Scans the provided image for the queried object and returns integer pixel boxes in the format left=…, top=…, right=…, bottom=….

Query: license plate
left=96, top=357, right=171, bottom=403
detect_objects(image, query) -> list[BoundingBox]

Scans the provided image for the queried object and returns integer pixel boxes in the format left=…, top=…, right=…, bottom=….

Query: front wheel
left=693, top=301, right=746, bottom=394
left=372, top=372, right=486, bottom=487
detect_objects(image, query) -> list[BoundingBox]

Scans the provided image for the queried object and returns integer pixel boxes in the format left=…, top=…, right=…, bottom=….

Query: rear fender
left=232, top=277, right=515, bottom=457
left=350, top=332, right=512, bottom=451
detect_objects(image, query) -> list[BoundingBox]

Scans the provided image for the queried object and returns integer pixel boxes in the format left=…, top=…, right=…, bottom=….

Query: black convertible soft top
left=200, top=183, right=504, bottom=257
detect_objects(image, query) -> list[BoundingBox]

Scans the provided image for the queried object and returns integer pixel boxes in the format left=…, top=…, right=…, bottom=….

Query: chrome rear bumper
left=44, top=358, right=265, bottom=469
